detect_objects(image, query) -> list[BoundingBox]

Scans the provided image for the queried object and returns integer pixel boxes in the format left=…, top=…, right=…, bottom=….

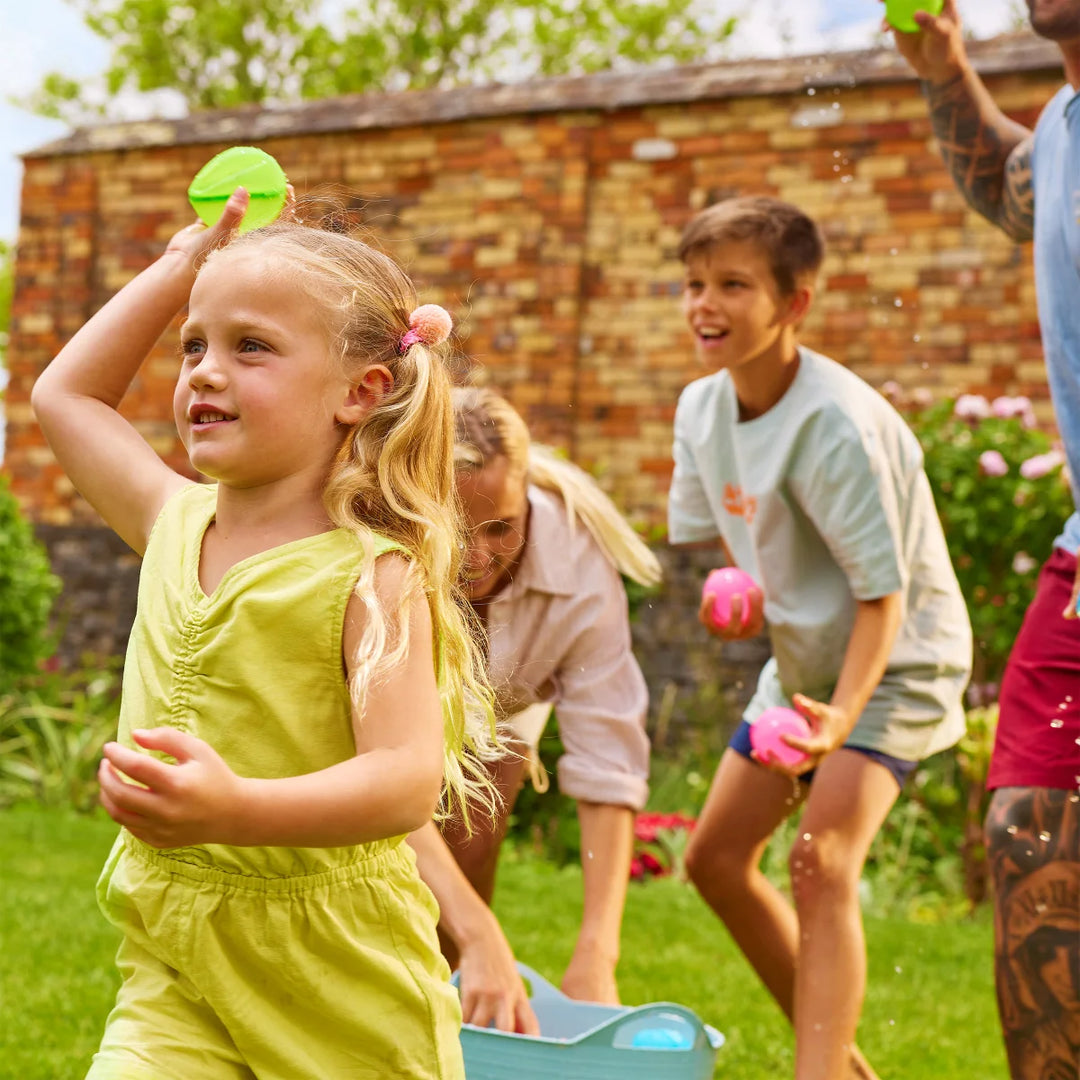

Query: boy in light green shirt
left=669, top=195, right=971, bottom=1080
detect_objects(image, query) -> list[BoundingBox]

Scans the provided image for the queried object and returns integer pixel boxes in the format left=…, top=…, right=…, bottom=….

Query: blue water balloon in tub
left=614, top=1012, right=697, bottom=1050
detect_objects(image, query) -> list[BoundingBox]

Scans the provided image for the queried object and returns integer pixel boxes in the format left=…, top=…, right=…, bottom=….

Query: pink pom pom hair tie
left=399, top=304, right=453, bottom=353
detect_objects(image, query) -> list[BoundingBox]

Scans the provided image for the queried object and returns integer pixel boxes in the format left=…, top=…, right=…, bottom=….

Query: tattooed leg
left=985, top=786, right=1080, bottom=1079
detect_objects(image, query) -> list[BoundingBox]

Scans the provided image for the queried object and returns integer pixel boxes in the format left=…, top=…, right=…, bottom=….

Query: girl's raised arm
left=30, top=191, right=249, bottom=555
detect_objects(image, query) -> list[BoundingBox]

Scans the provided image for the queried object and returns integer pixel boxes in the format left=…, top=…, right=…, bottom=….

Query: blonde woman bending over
left=409, top=387, right=660, bottom=1034
left=32, top=189, right=498, bottom=1079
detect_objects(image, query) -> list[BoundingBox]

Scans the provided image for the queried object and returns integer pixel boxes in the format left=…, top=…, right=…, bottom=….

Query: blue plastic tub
left=457, top=964, right=724, bottom=1080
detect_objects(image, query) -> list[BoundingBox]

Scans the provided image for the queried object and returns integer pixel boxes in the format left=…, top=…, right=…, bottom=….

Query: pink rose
left=1019, top=450, right=1066, bottom=480
left=979, top=450, right=1008, bottom=477
left=1012, top=551, right=1037, bottom=575
left=880, top=380, right=904, bottom=404
left=954, top=394, right=991, bottom=421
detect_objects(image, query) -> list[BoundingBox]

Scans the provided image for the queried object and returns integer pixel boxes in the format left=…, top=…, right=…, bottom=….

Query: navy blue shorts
left=729, top=720, right=919, bottom=790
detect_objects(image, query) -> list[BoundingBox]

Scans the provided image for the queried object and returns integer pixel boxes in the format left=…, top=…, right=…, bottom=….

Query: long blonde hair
left=202, top=226, right=499, bottom=826
left=452, top=387, right=661, bottom=587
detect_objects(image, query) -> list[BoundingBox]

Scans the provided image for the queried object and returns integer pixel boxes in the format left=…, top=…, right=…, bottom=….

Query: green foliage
left=0, top=475, right=61, bottom=693
left=899, top=394, right=1073, bottom=688
left=22, top=0, right=737, bottom=123
left=0, top=667, right=121, bottom=811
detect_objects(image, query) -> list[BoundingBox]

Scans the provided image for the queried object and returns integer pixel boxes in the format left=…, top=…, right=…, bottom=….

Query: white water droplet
left=802, top=832, right=812, bottom=842
left=894, top=966, right=902, bottom=974
left=1039, top=831, right=1051, bottom=842
left=912, top=334, right=921, bottom=343
left=894, top=298, right=903, bottom=308
left=1051, top=719, right=1064, bottom=729
left=1006, top=825, right=1018, bottom=835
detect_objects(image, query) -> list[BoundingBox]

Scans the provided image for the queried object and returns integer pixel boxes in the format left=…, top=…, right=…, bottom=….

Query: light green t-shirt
left=669, top=347, right=971, bottom=760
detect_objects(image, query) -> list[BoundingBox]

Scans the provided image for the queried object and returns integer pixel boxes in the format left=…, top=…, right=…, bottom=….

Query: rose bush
left=884, top=390, right=1074, bottom=696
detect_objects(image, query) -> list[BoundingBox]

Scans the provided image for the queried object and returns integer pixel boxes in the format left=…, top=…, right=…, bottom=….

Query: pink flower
left=979, top=450, right=1008, bottom=477
left=910, top=387, right=934, bottom=409
left=1019, top=450, right=1066, bottom=480
left=1012, top=551, right=1037, bottom=575
left=954, top=394, right=991, bottom=421
left=992, top=395, right=1037, bottom=428
left=880, top=380, right=904, bottom=404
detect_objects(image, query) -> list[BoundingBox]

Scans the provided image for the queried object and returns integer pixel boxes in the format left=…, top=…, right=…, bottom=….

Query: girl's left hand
left=98, top=728, right=246, bottom=849
left=754, top=694, right=853, bottom=777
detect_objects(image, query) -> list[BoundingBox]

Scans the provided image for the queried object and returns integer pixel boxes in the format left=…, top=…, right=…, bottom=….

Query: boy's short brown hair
left=678, top=195, right=825, bottom=297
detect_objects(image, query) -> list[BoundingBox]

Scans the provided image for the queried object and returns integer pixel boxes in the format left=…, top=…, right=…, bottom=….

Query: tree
left=21, top=0, right=738, bottom=123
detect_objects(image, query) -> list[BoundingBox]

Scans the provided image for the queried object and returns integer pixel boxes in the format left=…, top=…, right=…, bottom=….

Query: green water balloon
left=188, top=146, right=288, bottom=234
left=885, top=0, right=944, bottom=33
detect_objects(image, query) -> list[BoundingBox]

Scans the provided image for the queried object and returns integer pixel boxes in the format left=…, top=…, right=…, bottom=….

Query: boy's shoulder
left=675, top=369, right=732, bottom=416
left=791, top=348, right=904, bottom=430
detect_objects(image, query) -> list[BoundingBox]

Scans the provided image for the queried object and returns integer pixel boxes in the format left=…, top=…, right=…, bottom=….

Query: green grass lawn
left=1, top=805, right=1008, bottom=1079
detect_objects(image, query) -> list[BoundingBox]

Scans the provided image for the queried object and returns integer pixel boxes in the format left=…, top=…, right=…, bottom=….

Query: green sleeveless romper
left=88, top=483, right=464, bottom=1080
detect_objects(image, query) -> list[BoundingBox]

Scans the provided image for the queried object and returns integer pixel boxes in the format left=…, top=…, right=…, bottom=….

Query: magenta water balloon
left=702, top=566, right=758, bottom=629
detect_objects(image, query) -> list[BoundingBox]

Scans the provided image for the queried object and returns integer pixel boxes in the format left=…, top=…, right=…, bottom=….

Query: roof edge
left=24, top=32, right=1061, bottom=159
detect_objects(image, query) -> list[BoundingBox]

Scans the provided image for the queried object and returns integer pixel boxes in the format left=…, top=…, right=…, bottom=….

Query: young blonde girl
left=32, top=189, right=497, bottom=1079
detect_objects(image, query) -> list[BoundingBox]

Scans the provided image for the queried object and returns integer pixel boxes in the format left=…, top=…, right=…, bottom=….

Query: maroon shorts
left=987, top=546, right=1080, bottom=791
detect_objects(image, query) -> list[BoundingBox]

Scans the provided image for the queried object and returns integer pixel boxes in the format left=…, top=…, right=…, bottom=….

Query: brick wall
left=3, top=35, right=1064, bottom=722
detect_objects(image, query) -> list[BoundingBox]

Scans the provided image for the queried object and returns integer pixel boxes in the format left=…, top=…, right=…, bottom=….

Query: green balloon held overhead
left=885, top=0, right=945, bottom=33
left=188, top=146, right=288, bottom=233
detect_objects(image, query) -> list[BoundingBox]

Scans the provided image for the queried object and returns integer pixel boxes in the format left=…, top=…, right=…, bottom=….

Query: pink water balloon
left=703, top=567, right=758, bottom=629
left=750, top=706, right=811, bottom=769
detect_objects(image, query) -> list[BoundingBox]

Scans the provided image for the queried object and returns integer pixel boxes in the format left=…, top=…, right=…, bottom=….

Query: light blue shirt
left=1032, top=83, right=1080, bottom=553
left=669, top=348, right=970, bottom=760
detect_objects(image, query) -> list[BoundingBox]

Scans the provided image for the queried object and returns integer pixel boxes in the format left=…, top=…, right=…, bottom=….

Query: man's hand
left=98, top=728, right=247, bottom=848
left=883, top=0, right=969, bottom=85
left=561, top=943, right=620, bottom=1005
left=698, top=585, right=765, bottom=640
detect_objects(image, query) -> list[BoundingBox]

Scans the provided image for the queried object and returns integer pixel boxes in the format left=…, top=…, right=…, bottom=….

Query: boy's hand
left=753, top=693, right=853, bottom=777
left=698, top=586, right=765, bottom=640
left=882, top=0, right=968, bottom=85
left=98, top=728, right=247, bottom=849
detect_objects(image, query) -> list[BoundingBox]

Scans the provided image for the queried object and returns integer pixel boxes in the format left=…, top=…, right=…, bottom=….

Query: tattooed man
left=891, top=3, right=1080, bottom=1077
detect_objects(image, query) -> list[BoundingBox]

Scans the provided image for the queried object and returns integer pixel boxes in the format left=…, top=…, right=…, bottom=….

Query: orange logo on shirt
left=723, top=483, right=757, bottom=524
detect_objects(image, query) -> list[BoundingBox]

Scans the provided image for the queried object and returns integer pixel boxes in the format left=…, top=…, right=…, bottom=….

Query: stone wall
left=4, top=35, right=1064, bottom=723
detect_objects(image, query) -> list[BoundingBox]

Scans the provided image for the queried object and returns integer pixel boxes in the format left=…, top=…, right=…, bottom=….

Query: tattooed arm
left=887, top=0, right=1035, bottom=241
left=924, top=73, right=1034, bottom=242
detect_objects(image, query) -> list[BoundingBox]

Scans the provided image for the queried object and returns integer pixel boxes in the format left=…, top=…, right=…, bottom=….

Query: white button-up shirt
left=482, top=485, right=650, bottom=810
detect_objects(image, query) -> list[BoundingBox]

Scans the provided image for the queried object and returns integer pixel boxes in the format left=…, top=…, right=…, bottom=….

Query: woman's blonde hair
left=452, top=387, right=661, bottom=588
left=202, top=225, right=499, bottom=826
